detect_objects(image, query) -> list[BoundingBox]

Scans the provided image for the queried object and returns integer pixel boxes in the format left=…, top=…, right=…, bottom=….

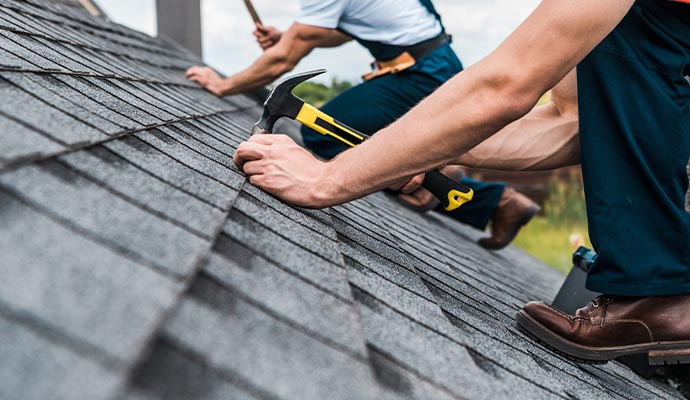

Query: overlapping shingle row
left=0, top=1, right=683, bottom=399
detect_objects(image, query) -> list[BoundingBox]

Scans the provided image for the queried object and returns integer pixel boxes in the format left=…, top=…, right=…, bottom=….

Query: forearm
left=327, top=64, right=537, bottom=200
left=220, top=23, right=349, bottom=96
left=457, top=70, right=580, bottom=171
left=457, top=104, right=580, bottom=170
left=221, top=48, right=296, bottom=95
left=323, top=0, right=633, bottom=204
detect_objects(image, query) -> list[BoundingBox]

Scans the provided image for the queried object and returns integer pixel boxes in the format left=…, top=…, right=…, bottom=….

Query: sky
left=98, top=0, right=541, bottom=83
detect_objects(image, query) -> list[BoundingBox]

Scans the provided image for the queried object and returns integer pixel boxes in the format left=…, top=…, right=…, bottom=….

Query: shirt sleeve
left=297, top=0, right=347, bottom=29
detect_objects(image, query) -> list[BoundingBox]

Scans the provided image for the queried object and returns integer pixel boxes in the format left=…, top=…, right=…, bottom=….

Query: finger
left=400, top=174, right=425, bottom=194
left=241, top=160, right=267, bottom=176
left=186, top=66, right=207, bottom=78
left=233, top=142, right=270, bottom=169
left=248, top=174, right=268, bottom=190
left=272, top=134, right=295, bottom=143
left=388, top=182, right=404, bottom=191
left=188, top=76, right=206, bottom=86
left=247, top=134, right=281, bottom=145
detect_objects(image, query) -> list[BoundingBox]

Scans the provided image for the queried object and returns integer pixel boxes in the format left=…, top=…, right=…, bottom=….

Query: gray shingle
left=242, top=183, right=338, bottom=240
left=0, top=7, right=29, bottom=32
left=0, top=316, right=123, bottom=400
left=157, top=125, right=234, bottom=165
left=28, top=34, right=93, bottom=73
left=184, top=117, right=245, bottom=146
left=126, top=342, right=263, bottom=400
left=232, top=191, right=342, bottom=264
left=84, top=77, right=175, bottom=122
left=0, top=162, right=211, bottom=277
left=163, top=278, right=385, bottom=400
left=0, top=191, right=182, bottom=364
left=203, top=249, right=366, bottom=356
left=340, top=241, right=432, bottom=301
left=135, top=129, right=244, bottom=186
left=0, top=75, right=106, bottom=146
left=104, top=136, right=238, bottom=210
left=60, top=147, right=226, bottom=238
left=0, top=29, right=65, bottom=71
left=0, top=44, right=32, bottom=69
left=26, top=73, right=137, bottom=131
left=55, top=75, right=160, bottom=128
left=1, top=1, right=685, bottom=398
left=221, top=209, right=352, bottom=300
left=108, top=79, right=189, bottom=119
left=1, top=71, right=123, bottom=135
left=0, top=112, right=64, bottom=166
left=353, top=290, right=554, bottom=400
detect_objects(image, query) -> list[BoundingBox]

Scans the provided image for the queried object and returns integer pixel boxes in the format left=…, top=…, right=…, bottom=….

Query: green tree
left=292, top=78, right=353, bottom=106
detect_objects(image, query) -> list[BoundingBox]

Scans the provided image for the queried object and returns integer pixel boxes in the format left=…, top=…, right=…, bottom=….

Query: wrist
left=314, top=160, right=348, bottom=207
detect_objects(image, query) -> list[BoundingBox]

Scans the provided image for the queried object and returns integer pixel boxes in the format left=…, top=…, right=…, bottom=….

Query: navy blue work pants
left=579, top=0, right=690, bottom=295
left=302, top=44, right=504, bottom=230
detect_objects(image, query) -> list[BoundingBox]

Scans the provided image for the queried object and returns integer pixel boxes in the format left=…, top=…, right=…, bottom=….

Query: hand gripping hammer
left=251, top=69, right=474, bottom=211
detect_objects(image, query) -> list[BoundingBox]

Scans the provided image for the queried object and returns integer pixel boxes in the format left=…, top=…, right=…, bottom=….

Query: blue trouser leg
left=302, top=45, right=505, bottom=230
left=578, top=0, right=690, bottom=296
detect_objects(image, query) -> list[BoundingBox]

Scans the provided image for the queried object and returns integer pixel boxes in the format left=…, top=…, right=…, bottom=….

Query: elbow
left=503, top=80, right=544, bottom=121
left=482, top=68, right=548, bottom=123
left=265, top=48, right=297, bottom=78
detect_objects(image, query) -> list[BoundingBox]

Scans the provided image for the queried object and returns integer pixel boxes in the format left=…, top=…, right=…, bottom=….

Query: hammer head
left=251, top=69, right=326, bottom=136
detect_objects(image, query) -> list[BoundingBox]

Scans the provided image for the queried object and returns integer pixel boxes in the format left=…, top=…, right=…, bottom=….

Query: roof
left=52, top=0, right=106, bottom=18
left=0, top=1, right=685, bottom=399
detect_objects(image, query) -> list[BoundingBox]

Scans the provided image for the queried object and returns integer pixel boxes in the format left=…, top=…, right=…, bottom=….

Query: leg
left=577, top=0, right=690, bottom=296
left=517, top=0, right=690, bottom=364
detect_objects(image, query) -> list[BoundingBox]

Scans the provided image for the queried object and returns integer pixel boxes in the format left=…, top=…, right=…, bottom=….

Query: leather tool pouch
left=362, top=52, right=416, bottom=81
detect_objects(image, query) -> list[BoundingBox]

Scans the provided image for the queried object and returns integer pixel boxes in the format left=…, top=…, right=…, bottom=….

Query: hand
left=186, top=66, right=226, bottom=96
left=389, top=173, right=425, bottom=194
left=253, top=23, right=282, bottom=50
left=233, top=134, right=337, bottom=208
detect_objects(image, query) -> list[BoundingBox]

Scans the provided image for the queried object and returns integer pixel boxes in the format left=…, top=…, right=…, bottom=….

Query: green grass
left=513, top=218, right=591, bottom=274
left=511, top=172, right=591, bottom=274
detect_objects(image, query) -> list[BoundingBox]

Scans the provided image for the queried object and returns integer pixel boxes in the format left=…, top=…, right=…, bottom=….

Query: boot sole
left=515, top=310, right=690, bottom=365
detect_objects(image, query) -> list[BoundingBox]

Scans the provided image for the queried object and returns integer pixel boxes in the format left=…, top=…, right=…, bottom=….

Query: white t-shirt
left=297, top=0, right=442, bottom=46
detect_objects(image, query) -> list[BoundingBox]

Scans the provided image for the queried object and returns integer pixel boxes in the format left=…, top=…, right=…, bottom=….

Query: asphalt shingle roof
left=0, top=1, right=686, bottom=399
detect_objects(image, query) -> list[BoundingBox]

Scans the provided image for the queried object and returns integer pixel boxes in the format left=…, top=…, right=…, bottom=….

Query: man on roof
left=233, top=0, right=690, bottom=364
left=186, top=0, right=540, bottom=250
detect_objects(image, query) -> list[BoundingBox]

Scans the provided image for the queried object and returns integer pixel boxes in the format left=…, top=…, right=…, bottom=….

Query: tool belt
left=362, top=33, right=451, bottom=81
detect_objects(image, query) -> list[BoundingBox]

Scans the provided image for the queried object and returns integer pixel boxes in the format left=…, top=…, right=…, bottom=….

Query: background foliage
left=293, top=78, right=353, bottom=106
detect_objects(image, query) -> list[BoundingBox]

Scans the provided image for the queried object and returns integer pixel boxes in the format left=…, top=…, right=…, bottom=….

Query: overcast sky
left=98, top=0, right=540, bottom=83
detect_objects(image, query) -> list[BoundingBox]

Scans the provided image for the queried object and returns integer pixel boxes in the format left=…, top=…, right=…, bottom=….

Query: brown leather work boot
left=516, top=295, right=690, bottom=364
left=478, top=187, right=540, bottom=250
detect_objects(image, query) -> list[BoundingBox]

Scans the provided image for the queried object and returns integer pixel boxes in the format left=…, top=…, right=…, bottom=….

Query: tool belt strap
left=362, top=33, right=451, bottom=81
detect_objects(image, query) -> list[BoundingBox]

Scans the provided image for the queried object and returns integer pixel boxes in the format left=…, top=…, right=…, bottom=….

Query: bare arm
left=234, top=0, right=634, bottom=208
left=187, top=23, right=351, bottom=96
left=319, top=0, right=633, bottom=204
left=457, top=69, right=580, bottom=171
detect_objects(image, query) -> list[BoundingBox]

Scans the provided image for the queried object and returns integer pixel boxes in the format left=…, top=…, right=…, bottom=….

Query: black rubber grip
left=421, top=170, right=472, bottom=209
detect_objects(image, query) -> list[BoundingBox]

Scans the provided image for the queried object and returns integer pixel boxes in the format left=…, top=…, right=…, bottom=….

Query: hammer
left=243, top=0, right=262, bottom=25
left=251, top=69, right=474, bottom=211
